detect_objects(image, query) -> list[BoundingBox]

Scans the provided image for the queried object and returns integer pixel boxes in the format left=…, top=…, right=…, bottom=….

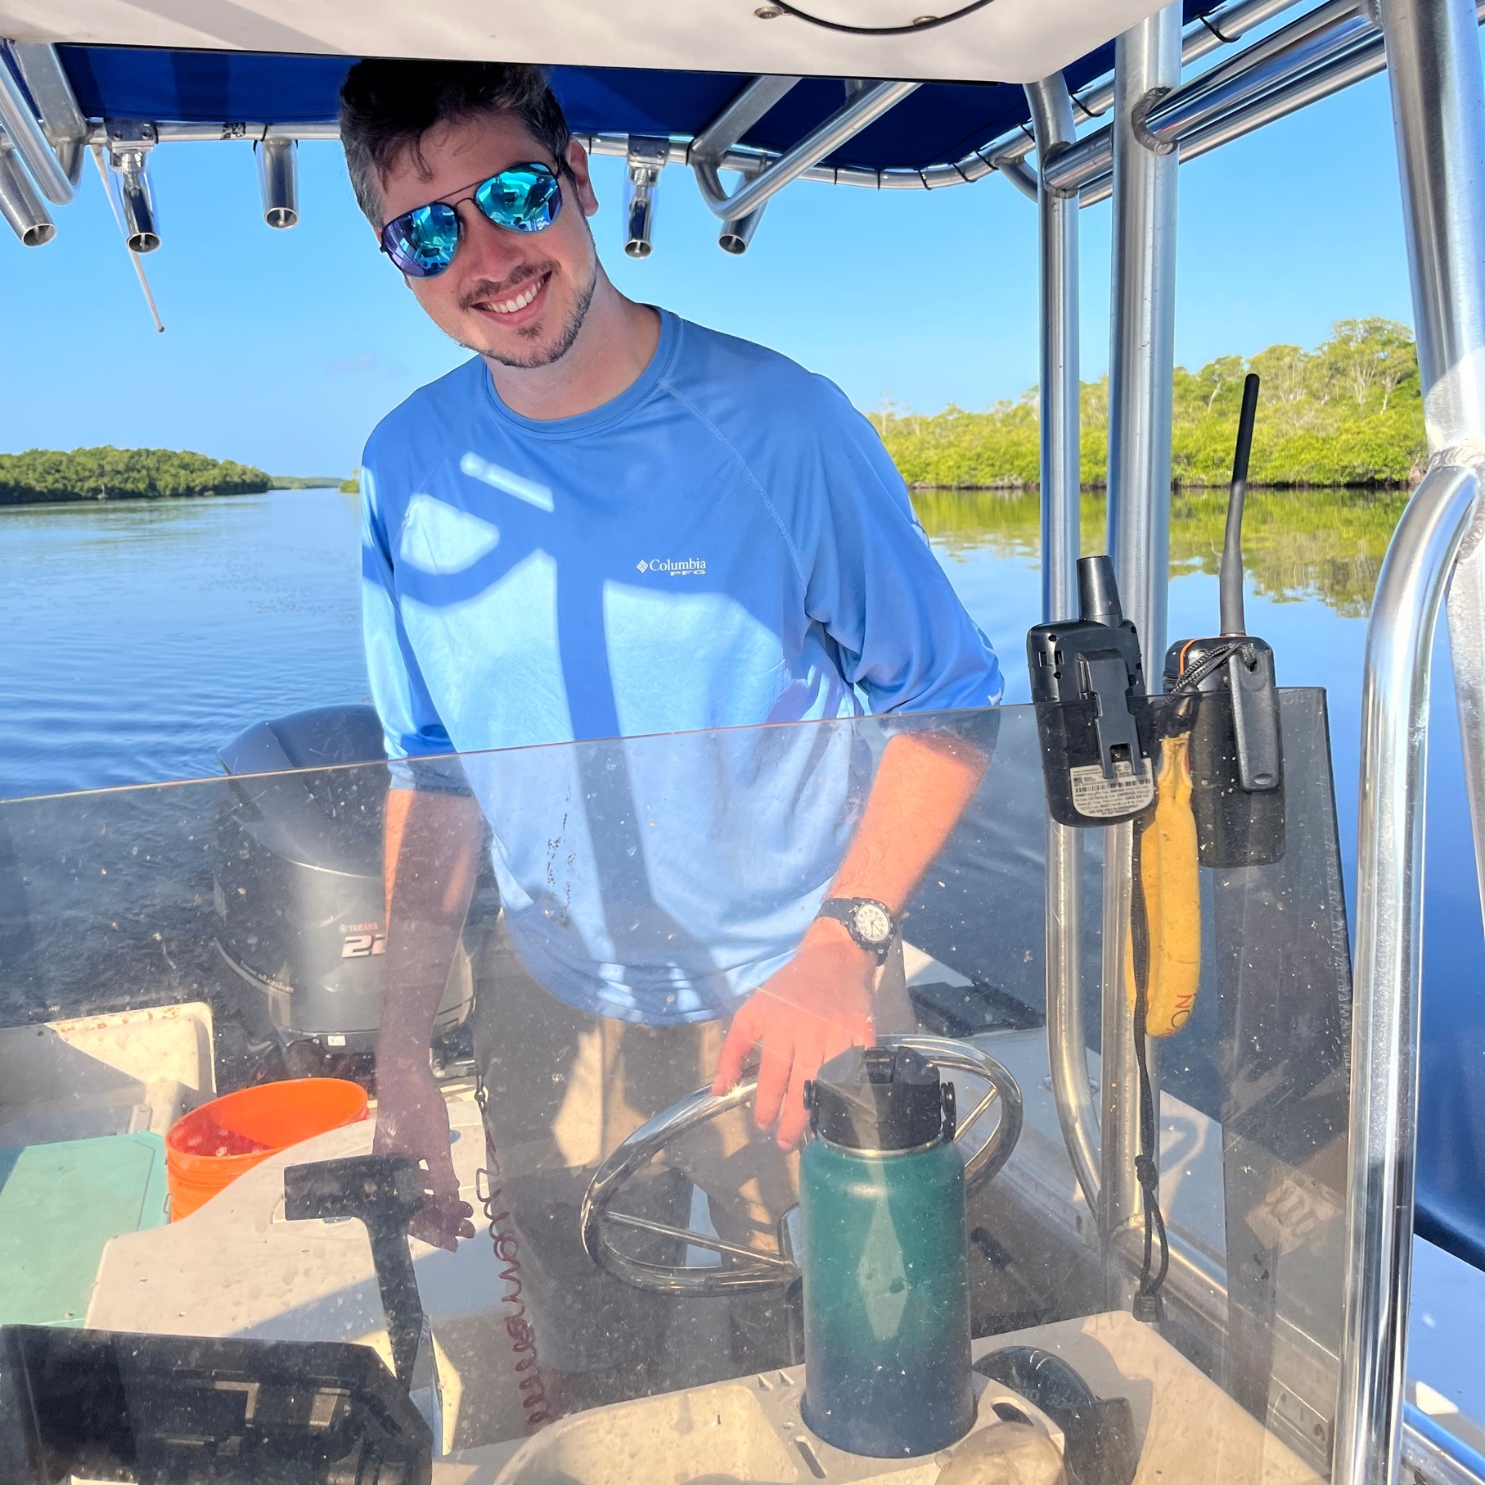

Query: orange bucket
left=165, top=1078, right=369, bottom=1220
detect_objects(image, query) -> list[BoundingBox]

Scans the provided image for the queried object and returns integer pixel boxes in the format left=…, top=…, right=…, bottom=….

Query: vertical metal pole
left=1336, top=2, right=1485, bottom=1481
left=1101, top=2, right=1181, bottom=1270
left=1417, top=0, right=1485, bottom=921
left=1027, top=75, right=1102, bottom=1215
left=1030, top=74, right=1082, bottom=629
left=1098, top=819, right=1138, bottom=1265
left=1335, top=461, right=1479, bottom=1485
left=1107, top=4, right=1181, bottom=666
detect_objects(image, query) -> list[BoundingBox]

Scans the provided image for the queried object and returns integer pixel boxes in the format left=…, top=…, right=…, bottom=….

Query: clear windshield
left=0, top=696, right=1349, bottom=1484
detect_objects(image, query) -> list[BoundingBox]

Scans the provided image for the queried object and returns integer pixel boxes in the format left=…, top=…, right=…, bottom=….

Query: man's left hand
left=712, top=921, right=877, bottom=1149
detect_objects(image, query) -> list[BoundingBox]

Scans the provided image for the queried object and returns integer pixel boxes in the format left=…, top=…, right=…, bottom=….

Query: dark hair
left=339, top=60, right=573, bottom=226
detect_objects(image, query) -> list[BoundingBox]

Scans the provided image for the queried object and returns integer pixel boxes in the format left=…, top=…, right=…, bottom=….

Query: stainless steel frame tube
left=1107, top=6, right=1182, bottom=677
left=691, top=75, right=800, bottom=164
left=8, top=42, right=86, bottom=187
left=1335, top=0, right=1485, bottom=1480
left=1079, top=3, right=1485, bottom=208
left=0, top=44, right=73, bottom=205
left=1099, top=819, right=1139, bottom=1259
left=0, top=137, right=54, bottom=244
left=1141, top=0, right=1368, bottom=144
left=1100, top=2, right=1182, bottom=1264
left=1171, top=24, right=1389, bottom=162
left=1382, top=0, right=1485, bottom=452
left=992, top=143, right=1041, bottom=202
left=1027, top=73, right=1101, bottom=1215
left=1030, top=76, right=1082, bottom=632
left=691, top=80, right=918, bottom=221
left=1047, top=0, right=1367, bottom=197
left=1334, top=458, right=1480, bottom=1485
left=1075, top=0, right=1307, bottom=120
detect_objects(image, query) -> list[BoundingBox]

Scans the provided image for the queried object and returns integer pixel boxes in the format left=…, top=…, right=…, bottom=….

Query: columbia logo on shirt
left=636, top=557, right=707, bottom=576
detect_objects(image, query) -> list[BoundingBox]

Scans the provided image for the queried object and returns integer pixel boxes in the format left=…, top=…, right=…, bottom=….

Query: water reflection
left=912, top=485, right=1402, bottom=619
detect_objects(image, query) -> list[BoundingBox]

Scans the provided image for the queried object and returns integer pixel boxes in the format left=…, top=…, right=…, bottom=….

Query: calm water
left=3, top=485, right=1483, bottom=1260
left=1, top=489, right=367, bottom=797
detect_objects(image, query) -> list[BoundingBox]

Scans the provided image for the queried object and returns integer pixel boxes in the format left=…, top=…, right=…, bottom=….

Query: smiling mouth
left=471, top=270, right=552, bottom=317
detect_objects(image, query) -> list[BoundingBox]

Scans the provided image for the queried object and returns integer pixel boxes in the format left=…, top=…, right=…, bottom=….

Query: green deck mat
left=0, top=1132, right=170, bottom=1326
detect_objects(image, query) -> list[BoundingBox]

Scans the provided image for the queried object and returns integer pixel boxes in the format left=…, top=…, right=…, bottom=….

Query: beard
left=458, top=257, right=599, bottom=370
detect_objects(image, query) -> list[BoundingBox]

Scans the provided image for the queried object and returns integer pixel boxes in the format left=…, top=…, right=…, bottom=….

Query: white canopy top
left=1, top=0, right=1168, bottom=85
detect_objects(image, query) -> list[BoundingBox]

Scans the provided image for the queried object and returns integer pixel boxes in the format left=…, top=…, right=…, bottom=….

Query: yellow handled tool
left=1125, top=730, right=1201, bottom=1037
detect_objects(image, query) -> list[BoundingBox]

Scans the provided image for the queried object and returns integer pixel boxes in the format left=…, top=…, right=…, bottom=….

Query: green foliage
left=878, top=320, right=1425, bottom=490
left=0, top=447, right=271, bottom=505
left=340, top=470, right=361, bottom=494
left=271, top=475, right=344, bottom=489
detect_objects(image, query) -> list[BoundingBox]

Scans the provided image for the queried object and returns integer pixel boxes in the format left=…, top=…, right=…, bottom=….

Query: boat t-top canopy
left=0, top=0, right=1467, bottom=260
left=2, top=0, right=1174, bottom=85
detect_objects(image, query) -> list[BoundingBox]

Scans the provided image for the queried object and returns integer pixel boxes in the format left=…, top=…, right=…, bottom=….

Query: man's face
left=378, top=112, right=601, bottom=369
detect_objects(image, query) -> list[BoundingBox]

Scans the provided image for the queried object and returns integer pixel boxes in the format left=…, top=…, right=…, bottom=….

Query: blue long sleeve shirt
left=361, top=310, right=1001, bottom=1022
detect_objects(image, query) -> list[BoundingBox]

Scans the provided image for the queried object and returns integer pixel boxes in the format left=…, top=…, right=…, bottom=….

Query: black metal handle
left=284, top=1154, right=427, bottom=1389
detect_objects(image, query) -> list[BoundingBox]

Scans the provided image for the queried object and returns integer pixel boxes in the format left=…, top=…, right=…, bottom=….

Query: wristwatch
left=816, top=897, right=897, bottom=963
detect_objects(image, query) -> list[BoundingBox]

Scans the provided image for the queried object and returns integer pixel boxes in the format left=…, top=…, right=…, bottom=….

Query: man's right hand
left=374, top=1059, right=475, bottom=1252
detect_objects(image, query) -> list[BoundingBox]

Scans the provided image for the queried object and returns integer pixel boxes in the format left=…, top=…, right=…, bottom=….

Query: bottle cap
left=805, top=1045, right=953, bottom=1152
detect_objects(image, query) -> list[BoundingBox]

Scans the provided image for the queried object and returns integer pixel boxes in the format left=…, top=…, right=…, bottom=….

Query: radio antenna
left=1219, top=374, right=1260, bottom=637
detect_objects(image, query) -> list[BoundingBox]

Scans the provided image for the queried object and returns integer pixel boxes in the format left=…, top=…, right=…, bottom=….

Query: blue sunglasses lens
left=382, top=165, right=563, bottom=278
left=474, top=166, right=562, bottom=233
left=382, top=202, right=460, bottom=278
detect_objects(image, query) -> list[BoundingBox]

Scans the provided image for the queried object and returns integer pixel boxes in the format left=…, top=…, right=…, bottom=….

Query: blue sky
left=0, top=61, right=1413, bottom=478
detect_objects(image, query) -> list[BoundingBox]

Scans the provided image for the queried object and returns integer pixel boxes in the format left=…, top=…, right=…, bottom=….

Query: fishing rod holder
left=255, top=136, right=298, bottom=229
left=105, top=119, right=160, bottom=253
left=0, top=132, right=54, bottom=245
left=623, top=134, right=668, bottom=258
left=579, top=1034, right=1022, bottom=1298
left=718, top=180, right=768, bottom=254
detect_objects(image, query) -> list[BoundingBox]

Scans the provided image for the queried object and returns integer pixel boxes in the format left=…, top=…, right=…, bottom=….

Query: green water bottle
left=799, top=1044, right=974, bottom=1457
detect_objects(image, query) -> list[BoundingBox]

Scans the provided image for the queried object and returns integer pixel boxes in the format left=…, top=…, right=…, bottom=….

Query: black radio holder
left=1027, top=556, right=1155, bottom=829
left=1164, top=637, right=1285, bottom=868
left=1162, top=373, right=1285, bottom=869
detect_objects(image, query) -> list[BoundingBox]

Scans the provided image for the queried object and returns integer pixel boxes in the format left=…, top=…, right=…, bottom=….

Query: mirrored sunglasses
left=380, top=163, right=563, bottom=279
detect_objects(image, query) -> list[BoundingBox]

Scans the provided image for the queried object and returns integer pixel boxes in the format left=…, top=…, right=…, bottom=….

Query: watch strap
left=816, top=897, right=896, bottom=962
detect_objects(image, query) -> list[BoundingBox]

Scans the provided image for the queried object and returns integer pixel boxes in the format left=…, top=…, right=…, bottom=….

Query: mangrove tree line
left=0, top=447, right=271, bottom=505
left=875, top=319, right=1425, bottom=489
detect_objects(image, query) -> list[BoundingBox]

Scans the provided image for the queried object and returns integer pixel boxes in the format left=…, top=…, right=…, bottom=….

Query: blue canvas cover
left=52, top=2, right=1217, bottom=173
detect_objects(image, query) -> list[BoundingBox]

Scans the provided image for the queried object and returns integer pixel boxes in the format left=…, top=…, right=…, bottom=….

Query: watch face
left=851, top=901, right=894, bottom=946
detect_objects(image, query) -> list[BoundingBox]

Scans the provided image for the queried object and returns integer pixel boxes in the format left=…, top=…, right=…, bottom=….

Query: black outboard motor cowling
left=213, top=705, right=487, bottom=1062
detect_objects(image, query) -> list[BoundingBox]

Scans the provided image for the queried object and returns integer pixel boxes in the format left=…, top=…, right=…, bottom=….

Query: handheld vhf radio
left=1027, top=556, right=1155, bottom=828
left=1164, top=374, right=1285, bottom=868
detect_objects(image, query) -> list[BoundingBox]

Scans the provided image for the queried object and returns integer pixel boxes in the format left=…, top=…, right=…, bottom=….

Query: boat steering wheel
left=579, top=1034, right=1024, bottom=1297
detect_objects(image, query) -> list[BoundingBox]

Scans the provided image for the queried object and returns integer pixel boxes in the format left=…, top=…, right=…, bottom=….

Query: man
left=341, top=59, right=1002, bottom=1406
